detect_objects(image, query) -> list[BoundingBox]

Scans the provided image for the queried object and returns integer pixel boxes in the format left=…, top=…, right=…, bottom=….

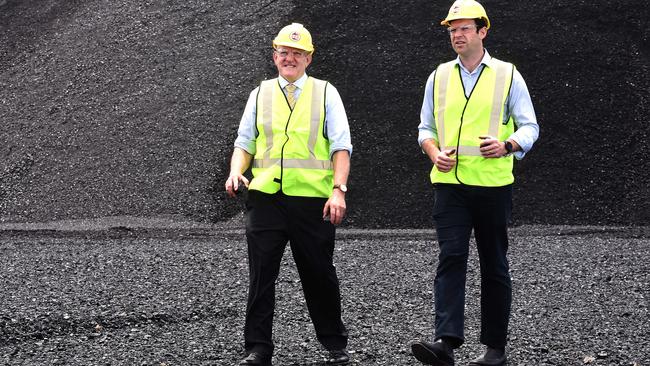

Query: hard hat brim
left=272, top=40, right=314, bottom=53
left=440, top=16, right=490, bottom=29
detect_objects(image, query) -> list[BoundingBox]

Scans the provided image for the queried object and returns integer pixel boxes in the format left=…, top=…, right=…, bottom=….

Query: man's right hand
left=435, top=149, right=457, bottom=173
left=225, top=174, right=249, bottom=198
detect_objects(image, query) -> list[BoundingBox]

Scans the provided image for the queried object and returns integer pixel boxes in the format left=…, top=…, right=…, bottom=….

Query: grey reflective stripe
left=435, top=63, right=454, bottom=148
left=253, top=158, right=332, bottom=170
left=252, top=158, right=278, bottom=168
left=444, top=145, right=482, bottom=156
left=260, top=81, right=275, bottom=160
left=488, top=61, right=510, bottom=139
left=308, top=79, right=326, bottom=159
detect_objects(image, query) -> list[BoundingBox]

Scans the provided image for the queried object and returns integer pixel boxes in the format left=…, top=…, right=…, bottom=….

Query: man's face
left=273, top=46, right=312, bottom=82
left=447, top=19, right=486, bottom=57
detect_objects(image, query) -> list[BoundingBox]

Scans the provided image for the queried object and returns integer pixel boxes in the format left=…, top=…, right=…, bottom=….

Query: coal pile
left=0, top=0, right=648, bottom=228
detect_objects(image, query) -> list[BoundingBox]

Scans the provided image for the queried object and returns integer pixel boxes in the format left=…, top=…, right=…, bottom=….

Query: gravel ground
left=1, top=223, right=648, bottom=365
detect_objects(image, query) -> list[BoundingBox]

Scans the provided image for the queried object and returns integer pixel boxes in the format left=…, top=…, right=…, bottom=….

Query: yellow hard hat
left=441, top=0, right=491, bottom=29
left=272, top=23, right=314, bottom=53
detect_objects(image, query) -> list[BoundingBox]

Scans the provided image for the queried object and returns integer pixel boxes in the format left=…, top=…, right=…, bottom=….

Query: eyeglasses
left=274, top=48, right=308, bottom=60
left=447, top=24, right=478, bottom=35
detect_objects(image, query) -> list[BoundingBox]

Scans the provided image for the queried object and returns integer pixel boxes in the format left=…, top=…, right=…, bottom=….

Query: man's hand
left=225, top=174, right=249, bottom=198
left=479, top=135, right=507, bottom=158
left=435, top=148, right=457, bottom=172
left=225, top=148, right=253, bottom=198
left=323, top=189, right=346, bottom=225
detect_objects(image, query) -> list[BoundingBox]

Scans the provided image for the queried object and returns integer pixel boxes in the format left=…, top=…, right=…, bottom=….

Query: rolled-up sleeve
left=418, top=71, right=438, bottom=147
left=508, top=69, right=539, bottom=159
left=233, top=88, right=259, bottom=155
left=324, top=84, right=353, bottom=158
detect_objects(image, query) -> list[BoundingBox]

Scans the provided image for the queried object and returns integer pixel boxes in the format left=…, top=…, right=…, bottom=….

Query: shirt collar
left=454, top=49, right=493, bottom=74
left=278, top=73, right=308, bottom=89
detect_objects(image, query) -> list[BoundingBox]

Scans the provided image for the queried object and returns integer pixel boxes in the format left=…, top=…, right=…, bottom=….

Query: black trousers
left=432, top=183, right=512, bottom=349
left=243, top=190, right=348, bottom=356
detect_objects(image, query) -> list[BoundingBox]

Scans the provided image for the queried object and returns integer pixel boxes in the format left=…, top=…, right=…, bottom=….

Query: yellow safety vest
left=431, top=58, right=515, bottom=187
left=249, top=77, right=333, bottom=197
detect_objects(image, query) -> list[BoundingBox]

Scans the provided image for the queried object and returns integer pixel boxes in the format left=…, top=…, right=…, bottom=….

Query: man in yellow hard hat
left=225, top=23, right=352, bottom=366
left=411, top=1, right=539, bottom=365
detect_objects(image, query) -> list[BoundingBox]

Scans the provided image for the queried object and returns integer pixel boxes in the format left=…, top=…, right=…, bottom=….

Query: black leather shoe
left=240, top=352, right=272, bottom=365
left=326, top=349, right=350, bottom=364
left=468, top=347, right=507, bottom=366
left=411, top=339, right=454, bottom=365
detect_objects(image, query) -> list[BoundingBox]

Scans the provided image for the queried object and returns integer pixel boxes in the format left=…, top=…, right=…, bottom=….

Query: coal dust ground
left=1, top=222, right=648, bottom=365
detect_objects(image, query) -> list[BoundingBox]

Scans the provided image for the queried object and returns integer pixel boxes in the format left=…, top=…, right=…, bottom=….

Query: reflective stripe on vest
left=431, top=59, right=515, bottom=187
left=249, top=77, right=333, bottom=197
left=252, top=158, right=332, bottom=170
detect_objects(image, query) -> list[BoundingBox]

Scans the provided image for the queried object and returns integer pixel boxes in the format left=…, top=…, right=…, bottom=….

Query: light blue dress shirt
left=418, top=50, right=539, bottom=159
left=234, top=73, right=353, bottom=159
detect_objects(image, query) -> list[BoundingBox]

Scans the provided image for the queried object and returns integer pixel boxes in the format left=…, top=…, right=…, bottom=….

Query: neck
left=281, top=73, right=305, bottom=84
left=459, top=48, right=484, bottom=73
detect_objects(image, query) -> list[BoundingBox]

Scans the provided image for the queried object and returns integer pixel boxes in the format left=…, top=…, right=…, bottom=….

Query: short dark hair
left=474, top=18, right=488, bottom=31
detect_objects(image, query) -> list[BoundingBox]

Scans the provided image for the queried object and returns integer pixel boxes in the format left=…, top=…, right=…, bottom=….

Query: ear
left=305, top=53, right=313, bottom=67
left=479, top=27, right=488, bottom=40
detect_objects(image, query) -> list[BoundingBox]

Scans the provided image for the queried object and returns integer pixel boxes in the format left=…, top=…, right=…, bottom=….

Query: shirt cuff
left=418, top=132, right=437, bottom=147
left=234, top=139, right=256, bottom=156
left=329, top=145, right=353, bottom=159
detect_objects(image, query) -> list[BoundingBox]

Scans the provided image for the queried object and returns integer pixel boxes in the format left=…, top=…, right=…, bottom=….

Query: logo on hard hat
left=289, top=31, right=301, bottom=42
left=451, top=4, right=461, bottom=14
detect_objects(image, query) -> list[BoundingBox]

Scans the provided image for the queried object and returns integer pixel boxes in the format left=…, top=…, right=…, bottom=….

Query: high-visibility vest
left=431, top=58, right=515, bottom=187
left=249, top=77, right=333, bottom=197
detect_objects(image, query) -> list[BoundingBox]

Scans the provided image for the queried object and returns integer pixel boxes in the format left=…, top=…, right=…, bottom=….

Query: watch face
left=505, top=141, right=513, bottom=153
left=340, top=184, right=347, bottom=192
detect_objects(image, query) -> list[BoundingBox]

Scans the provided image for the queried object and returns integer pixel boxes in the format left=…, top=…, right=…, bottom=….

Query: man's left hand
left=323, top=190, right=346, bottom=225
left=479, top=136, right=506, bottom=158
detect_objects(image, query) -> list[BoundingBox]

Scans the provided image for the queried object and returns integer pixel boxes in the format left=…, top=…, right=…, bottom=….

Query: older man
left=225, top=23, right=352, bottom=366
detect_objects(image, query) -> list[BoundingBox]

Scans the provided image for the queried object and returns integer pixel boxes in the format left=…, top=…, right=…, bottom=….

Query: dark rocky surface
left=0, top=224, right=648, bottom=365
left=1, top=0, right=648, bottom=228
left=1, top=1, right=649, bottom=364
left=0, top=0, right=292, bottom=225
